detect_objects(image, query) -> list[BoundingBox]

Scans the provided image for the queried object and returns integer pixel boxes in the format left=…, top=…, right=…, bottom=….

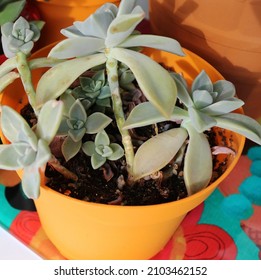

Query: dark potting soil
left=45, top=152, right=188, bottom=206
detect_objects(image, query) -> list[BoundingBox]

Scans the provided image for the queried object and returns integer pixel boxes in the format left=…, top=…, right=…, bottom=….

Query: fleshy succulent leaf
left=35, top=100, right=64, bottom=144
left=1, top=105, right=37, bottom=149
left=91, top=153, right=106, bottom=169
left=200, top=99, right=244, bottom=116
left=170, top=72, right=193, bottom=108
left=191, top=70, right=213, bottom=92
left=182, top=122, right=213, bottom=196
left=109, top=47, right=177, bottom=118
left=35, top=53, right=107, bottom=108
left=118, top=35, right=184, bottom=57
left=133, top=128, right=188, bottom=180
left=105, top=7, right=144, bottom=47
left=48, top=37, right=105, bottom=59
left=188, top=107, right=217, bottom=132
left=69, top=99, right=87, bottom=121
left=85, top=112, right=112, bottom=134
left=123, top=102, right=188, bottom=130
left=0, top=144, right=26, bottom=169
left=82, top=141, right=96, bottom=156
left=62, top=136, right=82, bottom=162
left=117, top=0, right=137, bottom=15
left=215, top=113, right=261, bottom=145
left=107, top=143, right=124, bottom=161
left=95, top=130, right=110, bottom=146
left=192, top=90, right=213, bottom=109
left=213, top=80, right=236, bottom=101
left=21, top=167, right=41, bottom=199
left=33, top=139, right=51, bottom=168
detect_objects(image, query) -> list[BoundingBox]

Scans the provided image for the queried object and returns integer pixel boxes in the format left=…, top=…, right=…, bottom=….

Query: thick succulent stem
left=106, top=56, right=135, bottom=179
left=16, top=52, right=37, bottom=114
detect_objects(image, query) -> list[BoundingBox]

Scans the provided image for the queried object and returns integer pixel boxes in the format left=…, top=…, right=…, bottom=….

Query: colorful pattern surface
left=0, top=151, right=260, bottom=260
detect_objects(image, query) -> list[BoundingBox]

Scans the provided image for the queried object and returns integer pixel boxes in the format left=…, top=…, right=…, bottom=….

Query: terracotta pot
left=34, top=0, right=121, bottom=48
left=149, top=0, right=261, bottom=123
left=0, top=44, right=245, bottom=259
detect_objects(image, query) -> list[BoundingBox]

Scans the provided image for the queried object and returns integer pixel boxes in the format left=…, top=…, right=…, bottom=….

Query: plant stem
left=106, top=56, right=135, bottom=178
left=0, top=71, right=19, bottom=92
left=16, top=52, right=37, bottom=113
left=49, top=155, right=78, bottom=181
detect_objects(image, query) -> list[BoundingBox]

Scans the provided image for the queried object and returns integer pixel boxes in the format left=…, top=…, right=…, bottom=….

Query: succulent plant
left=57, top=98, right=112, bottom=161
left=72, top=69, right=111, bottom=109
left=0, top=100, right=64, bottom=198
left=0, top=0, right=260, bottom=201
left=124, top=70, right=261, bottom=195
left=82, top=130, right=124, bottom=169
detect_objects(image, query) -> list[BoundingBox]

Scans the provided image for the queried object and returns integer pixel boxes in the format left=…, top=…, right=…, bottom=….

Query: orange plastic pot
left=149, top=0, right=261, bottom=122
left=0, top=44, right=245, bottom=259
left=34, top=0, right=120, bottom=48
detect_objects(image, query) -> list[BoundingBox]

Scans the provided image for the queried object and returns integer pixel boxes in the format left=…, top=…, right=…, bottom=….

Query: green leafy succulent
left=72, top=69, right=111, bottom=109
left=1, top=16, right=43, bottom=58
left=0, top=100, right=64, bottom=198
left=82, top=130, right=124, bottom=169
left=57, top=99, right=112, bottom=161
left=123, top=70, right=261, bottom=195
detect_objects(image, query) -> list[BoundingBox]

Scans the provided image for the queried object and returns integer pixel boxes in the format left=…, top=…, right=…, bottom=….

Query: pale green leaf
left=192, top=70, right=213, bottom=92
left=59, top=91, right=76, bottom=116
left=68, top=3, right=117, bottom=39
left=108, top=143, right=124, bottom=160
left=62, top=136, right=82, bottom=161
left=82, top=141, right=96, bottom=156
left=201, top=99, right=244, bottom=116
left=69, top=100, right=87, bottom=121
left=36, top=100, right=64, bottom=144
left=123, top=102, right=188, bottom=130
left=91, top=153, right=106, bottom=169
left=188, top=107, right=217, bottom=132
left=182, top=122, right=213, bottom=196
left=117, top=0, right=137, bottom=15
left=106, top=8, right=144, bottom=47
left=214, top=80, right=236, bottom=101
left=35, top=53, right=107, bottom=107
left=85, top=112, right=112, bottom=134
left=109, top=48, right=177, bottom=118
left=133, top=128, right=188, bottom=180
left=1, top=106, right=37, bottom=149
left=22, top=167, right=40, bottom=199
left=34, top=139, right=51, bottom=168
left=193, top=90, right=213, bottom=109
left=170, top=72, right=193, bottom=107
left=215, top=113, right=261, bottom=145
left=48, top=37, right=105, bottom=59
left=96, top=145, right=113, bottom=157
left=95, top=131, right=110, bottom=146
left=68, top=128, right=86, bottom=142
left=118, top=35, right=184, bottom=57
left=0, top=144, right=24, bottom=169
